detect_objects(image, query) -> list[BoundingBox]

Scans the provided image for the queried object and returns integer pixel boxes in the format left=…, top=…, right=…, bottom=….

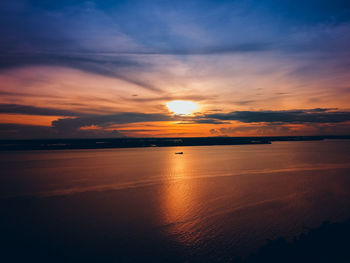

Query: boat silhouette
left=175, top=152, right=183, bottom=154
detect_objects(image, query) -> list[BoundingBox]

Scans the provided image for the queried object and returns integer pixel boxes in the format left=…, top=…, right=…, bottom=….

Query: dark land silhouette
left=1, top=135, right=350, bottom=151
left=240, top=219, right=350, bottom=263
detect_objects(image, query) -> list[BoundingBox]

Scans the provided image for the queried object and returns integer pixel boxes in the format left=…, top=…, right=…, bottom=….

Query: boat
left=175, top=152, right=183, bottom=154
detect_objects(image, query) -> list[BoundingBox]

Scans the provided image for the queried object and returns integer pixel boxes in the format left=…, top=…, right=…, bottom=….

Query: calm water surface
left=1, top=141, right=350, bottom=262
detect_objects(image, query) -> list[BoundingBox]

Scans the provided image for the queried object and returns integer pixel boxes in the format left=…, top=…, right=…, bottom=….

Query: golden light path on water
left=162, top=151, right=199, bottom=246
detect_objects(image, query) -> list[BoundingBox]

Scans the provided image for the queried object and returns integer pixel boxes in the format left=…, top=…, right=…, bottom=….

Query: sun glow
left=166, top=100, right=199, bottom=115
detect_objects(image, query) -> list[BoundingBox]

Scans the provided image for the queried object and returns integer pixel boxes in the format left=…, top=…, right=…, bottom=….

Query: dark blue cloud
left=51, top=112, right=178, bottom=133
left=0, top=104, right=81, bottom=116
left=0, top=123, right=124, bottom=139
left=1, top=107, right=350, bottom=139
left=206, top=109, right=350, bottom=123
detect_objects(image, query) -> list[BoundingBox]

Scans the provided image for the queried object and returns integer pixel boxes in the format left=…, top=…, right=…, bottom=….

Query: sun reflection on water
left=161, top=150, right=204, bottom=246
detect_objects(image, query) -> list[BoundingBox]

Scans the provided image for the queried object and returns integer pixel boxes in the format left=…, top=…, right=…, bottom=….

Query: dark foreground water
left=1, top=141, right=350, bottom=262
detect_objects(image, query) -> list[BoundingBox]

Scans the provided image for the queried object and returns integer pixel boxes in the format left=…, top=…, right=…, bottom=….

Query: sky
left=0, top=0, right=350, bottom=138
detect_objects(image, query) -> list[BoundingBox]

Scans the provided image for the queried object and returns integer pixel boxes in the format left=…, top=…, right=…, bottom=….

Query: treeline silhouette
left=1, top=136, right=349, bottom=151
left=237, top=219, right=350, bottom=263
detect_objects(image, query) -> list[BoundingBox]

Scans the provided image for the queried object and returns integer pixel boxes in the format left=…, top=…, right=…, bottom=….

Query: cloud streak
left=1, top=108, right=350, bottom=138
left=205, top=109, right=350, bottom=124
left=0, top=123, right=124, bottom=139
left=51, top=113, right=177, bottom=132
left=49, top=108, right=350, bottom=136
left=0, top=53, right=162, bottom=92
left=0, top=104, right=81, bottom=116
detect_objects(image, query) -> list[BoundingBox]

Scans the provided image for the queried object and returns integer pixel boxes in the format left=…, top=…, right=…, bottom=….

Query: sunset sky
left=1, top=0, right=350, bottom=138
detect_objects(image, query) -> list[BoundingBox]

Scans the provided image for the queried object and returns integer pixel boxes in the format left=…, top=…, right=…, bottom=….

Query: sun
left=166, top=100, right=199, bottom=115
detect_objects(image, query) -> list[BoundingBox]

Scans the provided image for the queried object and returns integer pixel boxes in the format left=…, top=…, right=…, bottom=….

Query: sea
left=1, top=140, right=350, bottom=262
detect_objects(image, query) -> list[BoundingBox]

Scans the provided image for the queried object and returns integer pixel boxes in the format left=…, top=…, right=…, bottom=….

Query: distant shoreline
left=1, top=136, right=350, bottom=151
